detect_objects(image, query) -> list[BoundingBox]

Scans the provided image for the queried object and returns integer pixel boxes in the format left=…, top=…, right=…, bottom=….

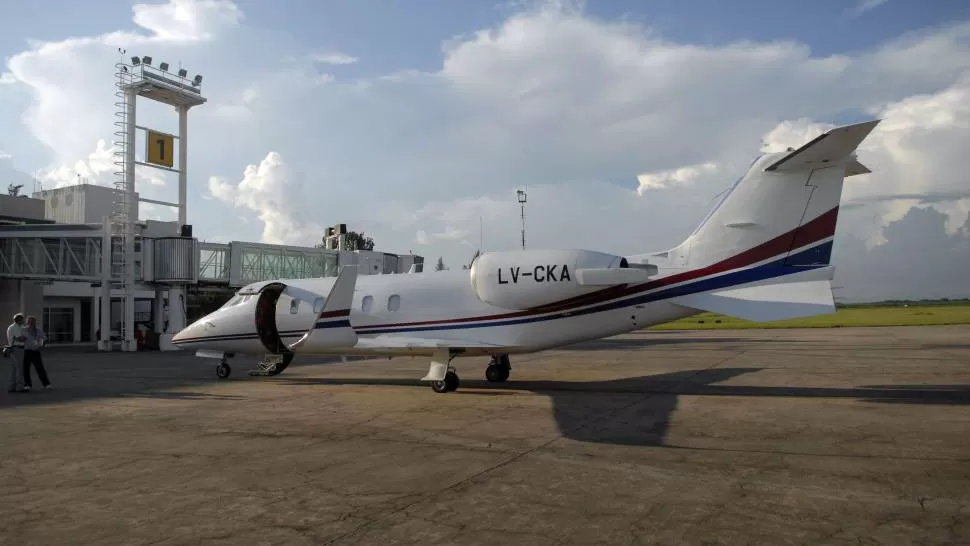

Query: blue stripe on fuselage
left=177, top=242, right=829, bottom=345
left=348, top=243, right=828, bottom=335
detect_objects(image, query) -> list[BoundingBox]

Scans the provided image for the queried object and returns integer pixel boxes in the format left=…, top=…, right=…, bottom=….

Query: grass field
left=648, top=304, right=970, bottom=330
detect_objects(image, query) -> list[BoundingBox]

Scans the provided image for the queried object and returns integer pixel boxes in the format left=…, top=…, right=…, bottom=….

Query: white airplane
left=173, top=119, right=880, bottom=393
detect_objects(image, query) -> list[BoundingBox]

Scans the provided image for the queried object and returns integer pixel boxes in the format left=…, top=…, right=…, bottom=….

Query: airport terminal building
left=0, top=185, right=423, bottom=347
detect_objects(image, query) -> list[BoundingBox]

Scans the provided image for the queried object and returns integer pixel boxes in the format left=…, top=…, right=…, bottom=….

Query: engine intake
left=469, top=249, right=642, bottom=310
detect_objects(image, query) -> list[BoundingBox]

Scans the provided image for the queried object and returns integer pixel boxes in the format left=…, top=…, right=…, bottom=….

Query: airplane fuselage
left=186, top=267, right=699, bottom=357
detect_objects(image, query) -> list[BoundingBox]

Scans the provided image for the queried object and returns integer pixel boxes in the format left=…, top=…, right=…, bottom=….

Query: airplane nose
left=172, top=320, right=203, bottom=345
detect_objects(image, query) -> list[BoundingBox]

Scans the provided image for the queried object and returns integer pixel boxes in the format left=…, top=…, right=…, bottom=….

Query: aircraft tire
left=432, top=371, right=460, bottom=393
left=445, top=371, right=459, bottom=392
left=485, top=364, right=509, bottom=383
left=216, top=362, right=231, bottom=379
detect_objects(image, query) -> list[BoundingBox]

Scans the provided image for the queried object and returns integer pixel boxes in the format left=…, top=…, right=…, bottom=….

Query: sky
left=1, top=0, right=969, bottom=302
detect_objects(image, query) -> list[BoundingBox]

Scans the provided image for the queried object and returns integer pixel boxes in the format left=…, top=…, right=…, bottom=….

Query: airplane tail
left=650, top=120, right=881, bottom=322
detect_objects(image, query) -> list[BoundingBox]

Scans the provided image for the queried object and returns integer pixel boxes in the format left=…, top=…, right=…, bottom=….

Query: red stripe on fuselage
left=317, top=309, right=350, bottom=319
left=355, top=206, right=839, bottom=331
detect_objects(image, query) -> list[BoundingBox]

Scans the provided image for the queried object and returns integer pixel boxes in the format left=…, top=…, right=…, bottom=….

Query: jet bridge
left=0, top=224, right=107, bottom=282
left=0, top=223, right=419, bottom=349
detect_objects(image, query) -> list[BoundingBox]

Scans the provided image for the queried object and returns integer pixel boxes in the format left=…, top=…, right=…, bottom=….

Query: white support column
left=178, top=105, right=188, bottom=229
left=123, top=86, right=137, bottom=352
left=153, top=290, right=164, bottom=334
left=99, top=216, right=112, bottom=351
left=159, top=286, right=185, bottom=351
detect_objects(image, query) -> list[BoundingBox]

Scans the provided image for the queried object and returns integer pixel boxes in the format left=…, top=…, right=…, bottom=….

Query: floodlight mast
left=108, top=53, right=207, bottom=352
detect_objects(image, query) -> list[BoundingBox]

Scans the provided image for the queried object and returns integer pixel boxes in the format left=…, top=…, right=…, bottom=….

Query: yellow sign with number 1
left=146, top=130, right=174, bottom=168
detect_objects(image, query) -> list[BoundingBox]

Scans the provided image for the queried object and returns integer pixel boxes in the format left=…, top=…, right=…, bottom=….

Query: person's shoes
left=22, top=385, right=30, bottom=392
left=44, top=384, right=52, bottom=389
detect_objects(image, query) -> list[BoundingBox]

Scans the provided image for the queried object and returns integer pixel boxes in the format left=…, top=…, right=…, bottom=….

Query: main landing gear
left=424, top=352, right=513, bottom=393
left=486, top=354, right=511, bottom=383
left=216, top=358, right=232, bottom=379
left=431, top=370, right=460, bottom=393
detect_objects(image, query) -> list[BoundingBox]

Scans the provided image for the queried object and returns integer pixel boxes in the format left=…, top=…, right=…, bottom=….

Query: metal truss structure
left=1, top=228, right=387, bottom=288
left=0, top=226, right=105, bottom=282
left=226, top=241, right=340, bottom=286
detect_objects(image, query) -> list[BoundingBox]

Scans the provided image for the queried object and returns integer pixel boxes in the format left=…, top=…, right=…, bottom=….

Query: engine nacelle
left=469, top=249, right=640, bottom=310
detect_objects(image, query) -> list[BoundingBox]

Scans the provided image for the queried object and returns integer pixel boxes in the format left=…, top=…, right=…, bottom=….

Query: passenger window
left=387, top=294, right=400, bottom=312
left=290, top=299, right=300, bottom=314
left=313, top=297, right=325, bottom=314
left=361, top=295, right=373, bottom=313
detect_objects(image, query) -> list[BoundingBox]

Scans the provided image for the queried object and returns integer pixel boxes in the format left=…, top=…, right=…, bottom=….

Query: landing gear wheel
left=216, top=362, right=231, bottom=379
left=486, top=364, right=510, bottom=383
left=431, top=370, right=460, bottom=393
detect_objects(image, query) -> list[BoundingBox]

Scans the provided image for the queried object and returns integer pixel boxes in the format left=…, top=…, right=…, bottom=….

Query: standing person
left=22, top=315, right=51, bottom=391
left=5, top=313, right=26, bottom=393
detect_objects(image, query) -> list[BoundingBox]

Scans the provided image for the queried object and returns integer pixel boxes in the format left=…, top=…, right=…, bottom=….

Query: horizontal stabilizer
left=288, top=265, right=359, bottom=351
left=845, top=158, right=871, bottom=177
left=764, top=119, right=881, bottom=173
left=575, top=267, right=651, bottom=286
left=671, top=279, right=835, bottom=322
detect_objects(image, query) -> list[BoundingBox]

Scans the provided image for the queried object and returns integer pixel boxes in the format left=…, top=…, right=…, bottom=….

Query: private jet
left=172, top=119, right=880, bottom=393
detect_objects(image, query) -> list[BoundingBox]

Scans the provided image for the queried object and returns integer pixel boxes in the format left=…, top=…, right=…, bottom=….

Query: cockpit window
left=220, top=294, right=252, bottom=309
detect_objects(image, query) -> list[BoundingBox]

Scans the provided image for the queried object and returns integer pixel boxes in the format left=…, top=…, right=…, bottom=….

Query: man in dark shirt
left=22, top=315, right=51, bottom=391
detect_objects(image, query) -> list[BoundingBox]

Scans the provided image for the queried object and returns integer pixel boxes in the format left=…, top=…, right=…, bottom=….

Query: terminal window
left=43, top=307, right=75, bottom=343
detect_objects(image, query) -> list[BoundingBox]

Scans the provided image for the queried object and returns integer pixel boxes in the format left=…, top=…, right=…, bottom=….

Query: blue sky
left=2, top=0, right=969, bottom=298
left=4, top=0, right=967, bottom=76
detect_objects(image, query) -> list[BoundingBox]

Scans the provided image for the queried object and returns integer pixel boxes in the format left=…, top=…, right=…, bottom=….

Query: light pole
left=516, top=189, right=527, bottom=250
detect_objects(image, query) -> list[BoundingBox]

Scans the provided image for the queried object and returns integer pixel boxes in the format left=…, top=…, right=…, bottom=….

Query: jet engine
left=469, top=249, right=652, bottom=310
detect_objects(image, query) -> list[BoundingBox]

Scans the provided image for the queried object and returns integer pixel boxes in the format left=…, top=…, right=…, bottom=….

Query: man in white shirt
left=5, top=312, right=26, bottom=393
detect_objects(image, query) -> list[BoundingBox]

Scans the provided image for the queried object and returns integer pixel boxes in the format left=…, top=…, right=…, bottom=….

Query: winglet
left=764, top=119, right=881, bottom=173
left=287, top=265, right=359, bottom=351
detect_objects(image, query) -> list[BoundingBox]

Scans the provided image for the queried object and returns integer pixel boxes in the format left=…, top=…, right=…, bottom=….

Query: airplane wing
left=287, top=265, right=359, bottom=351
left=354, top=334, right=504, bottom=350
left=764, top=119, right=880, bottom=173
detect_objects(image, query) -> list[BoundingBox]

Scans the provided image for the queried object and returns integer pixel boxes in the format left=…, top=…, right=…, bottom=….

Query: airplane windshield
left=219, top=294, right=252, bottom=309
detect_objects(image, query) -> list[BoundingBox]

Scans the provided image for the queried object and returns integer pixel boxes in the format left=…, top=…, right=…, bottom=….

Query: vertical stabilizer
left=679, top=120, right=880, bottom=270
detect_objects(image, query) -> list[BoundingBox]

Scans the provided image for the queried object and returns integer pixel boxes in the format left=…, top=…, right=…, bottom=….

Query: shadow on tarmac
left=279, top=368, right=970, bottom=446
left=3, top=349, right=969, bottom=447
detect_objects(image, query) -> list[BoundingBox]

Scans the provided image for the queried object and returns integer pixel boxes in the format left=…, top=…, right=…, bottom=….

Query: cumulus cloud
left=760, top=118, right=835, bottom=153
left=0, top=73, right=16, bottom=85
left=849, top=0, right=890, bottom=17
left=311, top=52, right=358, bottom=65
left=132, top=0, right=243, bottom=41
left=637, top=162, right=718, bottom=194
left=833, top=206, right=970, bottom=301
left=206, top=151, right=323, bottom=245
left=415, top=226, right=470, bottom=245
left=4, top=0, right=970, bottom=300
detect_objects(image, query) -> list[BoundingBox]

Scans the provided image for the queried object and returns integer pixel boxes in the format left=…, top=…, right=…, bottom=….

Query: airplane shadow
left=278, top=368, right=970, bottom=447
left=557, top=337, right=758, bottom=351
left=4, top=351, right=968, bottom=448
